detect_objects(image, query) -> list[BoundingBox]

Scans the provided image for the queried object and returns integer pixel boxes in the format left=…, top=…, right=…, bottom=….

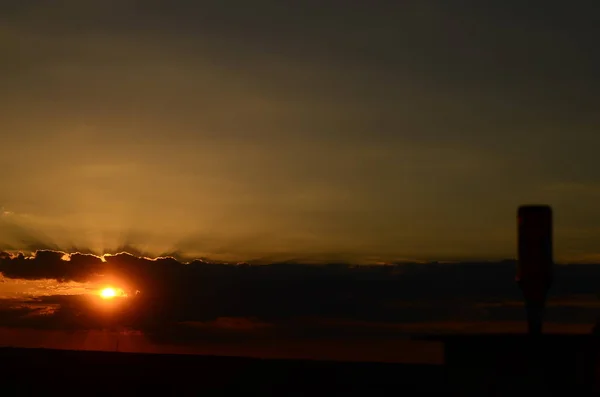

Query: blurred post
left=516, top=205, right=553, bottom=336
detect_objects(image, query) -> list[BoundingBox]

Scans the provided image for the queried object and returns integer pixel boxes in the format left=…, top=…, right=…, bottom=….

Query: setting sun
left=100, top=287, right=117, bottom=299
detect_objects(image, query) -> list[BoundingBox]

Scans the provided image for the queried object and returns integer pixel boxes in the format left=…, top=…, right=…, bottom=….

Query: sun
left=100, top=287, right=117, bottom=299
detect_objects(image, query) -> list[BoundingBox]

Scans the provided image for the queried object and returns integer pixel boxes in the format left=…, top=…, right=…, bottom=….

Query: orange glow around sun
left=100, top=287, right=117, bottom=299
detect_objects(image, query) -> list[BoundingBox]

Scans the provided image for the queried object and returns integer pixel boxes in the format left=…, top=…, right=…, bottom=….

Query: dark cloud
left=0, top=250, right=103, bottom=282
left=1, top=251, right=600, bottom=341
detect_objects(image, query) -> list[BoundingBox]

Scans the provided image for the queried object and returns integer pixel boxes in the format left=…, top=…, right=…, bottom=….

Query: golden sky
left=1, top=1, right=599, bottom=263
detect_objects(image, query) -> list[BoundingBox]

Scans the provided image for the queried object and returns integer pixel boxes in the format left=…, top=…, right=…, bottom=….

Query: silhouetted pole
left=516, top=205, right=553, bottom=336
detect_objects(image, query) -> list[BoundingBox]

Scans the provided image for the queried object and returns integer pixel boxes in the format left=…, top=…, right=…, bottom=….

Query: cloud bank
left=1, top=250, right=600, bottom=341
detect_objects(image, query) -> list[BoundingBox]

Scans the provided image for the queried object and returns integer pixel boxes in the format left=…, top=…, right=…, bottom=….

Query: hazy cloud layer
left=1, top=1, right=599, bottom=261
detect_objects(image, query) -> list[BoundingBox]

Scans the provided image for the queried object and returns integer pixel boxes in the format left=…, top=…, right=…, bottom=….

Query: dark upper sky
left=1, top=1, right=599, bottom=262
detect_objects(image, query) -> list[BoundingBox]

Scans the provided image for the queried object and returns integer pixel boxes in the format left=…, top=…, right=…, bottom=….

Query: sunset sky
left=1, top=2, right=600, bottom=356
left=1, top=1, right=599, bottom=263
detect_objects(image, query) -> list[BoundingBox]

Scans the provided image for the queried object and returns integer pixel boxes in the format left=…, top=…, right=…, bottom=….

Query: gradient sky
left=1, top=1, right=599, bottom=263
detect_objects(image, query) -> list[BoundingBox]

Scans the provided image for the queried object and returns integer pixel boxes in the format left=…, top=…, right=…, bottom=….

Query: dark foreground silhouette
left=2, top=333, right=600, bottom=396
left=424, top=333, right=600, bottom=396
left=0, top=346, right=443, bottom=396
